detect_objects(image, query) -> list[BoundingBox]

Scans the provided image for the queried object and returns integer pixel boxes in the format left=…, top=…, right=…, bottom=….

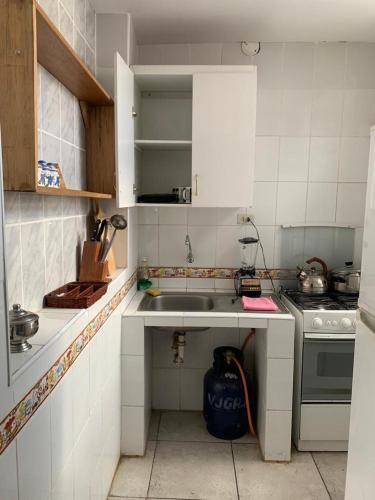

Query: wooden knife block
left=79, top=241, right=110, bottom=282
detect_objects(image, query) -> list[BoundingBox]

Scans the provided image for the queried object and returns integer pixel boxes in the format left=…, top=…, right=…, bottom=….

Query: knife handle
left=91, top=219, right=100, bottom=241
left=96, top=219, right=107, bottom=242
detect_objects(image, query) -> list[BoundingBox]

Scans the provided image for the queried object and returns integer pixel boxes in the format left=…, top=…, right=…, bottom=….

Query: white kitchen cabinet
left=192, top=71, right=256, bottom=207
left=114, top=61, right=257, bottom=208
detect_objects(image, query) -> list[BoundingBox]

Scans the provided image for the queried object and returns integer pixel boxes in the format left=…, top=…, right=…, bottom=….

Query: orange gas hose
left=231, top=356, right=256, bottom=437
left=241, top=328, right=256, bottom=352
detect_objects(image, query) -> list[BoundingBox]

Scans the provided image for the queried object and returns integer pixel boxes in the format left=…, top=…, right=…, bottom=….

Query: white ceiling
left=91, top=0, right=375, bottom=44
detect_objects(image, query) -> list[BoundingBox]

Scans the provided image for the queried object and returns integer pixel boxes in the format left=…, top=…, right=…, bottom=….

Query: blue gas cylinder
left=203, top=346, right=248, bottom=440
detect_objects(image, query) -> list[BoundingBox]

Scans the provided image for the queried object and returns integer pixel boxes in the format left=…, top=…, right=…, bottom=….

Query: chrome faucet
left=185, top=234, right=194, bottom=264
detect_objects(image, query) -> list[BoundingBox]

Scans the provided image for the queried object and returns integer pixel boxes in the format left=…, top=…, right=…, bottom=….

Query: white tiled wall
left=149, top=324, right=294, bottom=415
left=0, top=3, right=126, bottom=499
left=3, top=0, right=97, bottom=311
left=137, top=41, right=375, bottom=275
left=138, top=206, right=356, bottom=289
left=151, top=327, right=244, bottom=411
left=0, top=307, right=122, bottom=500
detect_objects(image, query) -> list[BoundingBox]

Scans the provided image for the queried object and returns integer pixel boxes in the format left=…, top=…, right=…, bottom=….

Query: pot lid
left=331, top=261, right=361, bottom=275
left=9, top=304, right=39, bottom=326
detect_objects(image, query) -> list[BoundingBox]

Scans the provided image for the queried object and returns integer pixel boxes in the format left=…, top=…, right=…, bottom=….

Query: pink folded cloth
left=241, top=296, right=279, bottom=311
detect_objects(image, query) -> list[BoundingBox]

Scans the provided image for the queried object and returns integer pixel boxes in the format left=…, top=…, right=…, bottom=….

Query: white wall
left=151, top=327, right=254, bottom=411
left=0, top=303, right=123, bottom=500
left=96, top=12, right=137, bottom=96
left=0, top=4, right=140, bottom=500
left=0, top=203, right=139, bottom=499
left=0, top=207, right=139, bottom=500
left=136, top=42, right=375, bottom=280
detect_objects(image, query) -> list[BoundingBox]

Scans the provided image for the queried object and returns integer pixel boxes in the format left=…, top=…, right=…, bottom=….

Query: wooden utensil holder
left=79, top=241, right=110, bottom=282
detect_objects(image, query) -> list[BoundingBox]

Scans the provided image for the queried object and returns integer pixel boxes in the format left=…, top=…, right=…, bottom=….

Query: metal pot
left=9, top=304, right=39, bottom=353
left=296, top=257, right=328, bottom=294
left=331, top=262, right=361, bottom=294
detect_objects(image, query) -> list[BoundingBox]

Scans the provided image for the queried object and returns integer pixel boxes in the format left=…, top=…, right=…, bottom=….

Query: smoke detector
left=240, top=42, right=261, bottom=56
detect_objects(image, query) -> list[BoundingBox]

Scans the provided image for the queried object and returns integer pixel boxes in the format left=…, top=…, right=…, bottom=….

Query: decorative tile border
left=0, top=272, right=137, bottom=456
left=148, top=267, right=297, bottom=280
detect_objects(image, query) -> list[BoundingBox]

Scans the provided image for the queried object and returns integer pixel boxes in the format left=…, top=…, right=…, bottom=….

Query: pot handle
left=305, top=257, right=328, bottom=276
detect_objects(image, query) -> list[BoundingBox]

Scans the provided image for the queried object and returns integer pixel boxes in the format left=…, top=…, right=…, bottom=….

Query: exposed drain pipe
left=172, top=331, right=186, bottom=365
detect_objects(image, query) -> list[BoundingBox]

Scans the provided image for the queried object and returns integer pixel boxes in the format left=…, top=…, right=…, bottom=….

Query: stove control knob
left=332, top=320, right=338, bottom=328
left=312, top=317, right=323, bottom=329
left=341, top=318, right=352, bottom=330
left=326, top=320, right=331, bottom=327
left=352, top=319, right=357, bottom=330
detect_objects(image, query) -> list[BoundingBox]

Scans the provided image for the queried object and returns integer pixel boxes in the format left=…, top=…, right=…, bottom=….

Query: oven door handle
left=304, top=333, right=356, bottom=340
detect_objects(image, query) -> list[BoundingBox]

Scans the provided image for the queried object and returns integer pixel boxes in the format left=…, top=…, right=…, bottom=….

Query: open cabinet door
left=114, top=52, right=135, bottom=207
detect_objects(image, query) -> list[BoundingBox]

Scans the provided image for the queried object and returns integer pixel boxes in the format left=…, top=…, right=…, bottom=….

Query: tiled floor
left=108, top=411, right=347, bottom=500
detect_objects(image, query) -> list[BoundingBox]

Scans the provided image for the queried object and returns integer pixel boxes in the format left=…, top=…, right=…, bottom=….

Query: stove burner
left=336, top=296, right=359, bottom=310
left=285, top=291, right=358, bottom=311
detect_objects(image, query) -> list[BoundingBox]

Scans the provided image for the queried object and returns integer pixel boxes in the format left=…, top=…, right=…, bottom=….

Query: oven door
left=302, top=335, right=354, bottom=403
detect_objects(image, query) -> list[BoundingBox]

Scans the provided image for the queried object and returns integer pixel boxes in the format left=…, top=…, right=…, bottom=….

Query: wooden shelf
left=134, top=140, right=192, bottom=151
left=0, top=0, right=115, bottom=199
left=36, top=187, right=113, bottom=199
left=36, top=3, right=112, bottom=105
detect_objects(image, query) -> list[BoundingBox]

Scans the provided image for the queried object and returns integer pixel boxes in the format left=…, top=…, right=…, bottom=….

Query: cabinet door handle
left=194, top=174, right=199, bottom=196
left=132, top=106, right=137, bottom=118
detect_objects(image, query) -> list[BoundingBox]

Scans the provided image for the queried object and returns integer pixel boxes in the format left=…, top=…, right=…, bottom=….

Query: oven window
left=317, top=352, right=354, bottom=378
left=302, top=339, right=354, bottom=402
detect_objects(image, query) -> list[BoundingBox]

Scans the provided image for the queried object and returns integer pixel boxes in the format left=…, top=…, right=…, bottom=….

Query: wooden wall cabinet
left=0, top=0, right=115, bottom=200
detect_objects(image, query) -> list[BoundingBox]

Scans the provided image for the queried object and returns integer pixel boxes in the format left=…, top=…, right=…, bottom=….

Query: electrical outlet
left=237, top=214, right=253, bottom=224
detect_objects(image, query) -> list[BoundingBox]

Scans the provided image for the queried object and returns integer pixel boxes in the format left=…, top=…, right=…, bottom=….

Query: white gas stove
left=281, top=290, right=358, bottom=452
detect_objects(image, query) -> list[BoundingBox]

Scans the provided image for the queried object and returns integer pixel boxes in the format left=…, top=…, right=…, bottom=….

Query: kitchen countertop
left=124, top=291, right=294, bottom=322
left=10, top=267, right=134, bottom=380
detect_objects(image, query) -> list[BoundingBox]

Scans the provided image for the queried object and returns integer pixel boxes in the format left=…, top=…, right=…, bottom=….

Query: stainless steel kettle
left=296, top=257, right=328, bottom=294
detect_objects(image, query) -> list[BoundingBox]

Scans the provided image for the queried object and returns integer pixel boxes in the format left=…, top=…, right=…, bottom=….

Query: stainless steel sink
left=138, top=293, right=214, bottom=332
left=138, top=291, right=287, bottom=314
left=145, top=294, right=214, bottom=312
